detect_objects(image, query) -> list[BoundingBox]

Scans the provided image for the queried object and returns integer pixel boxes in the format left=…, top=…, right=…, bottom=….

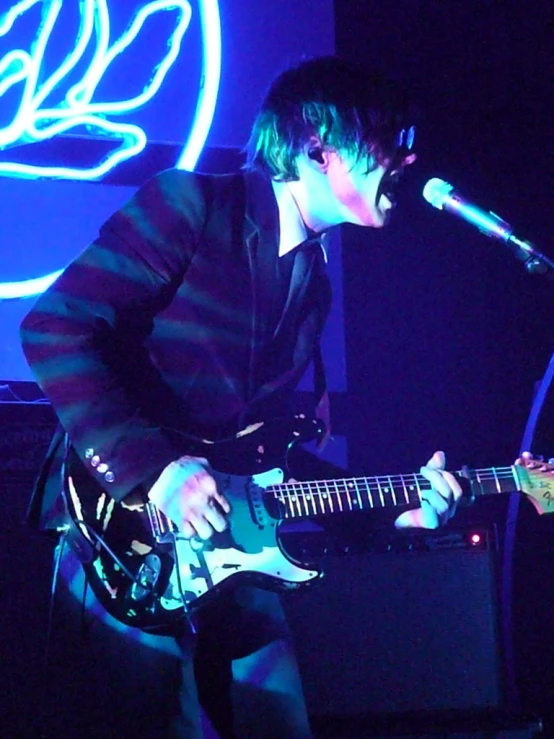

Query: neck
left=285, top=178, right=340, bottom=234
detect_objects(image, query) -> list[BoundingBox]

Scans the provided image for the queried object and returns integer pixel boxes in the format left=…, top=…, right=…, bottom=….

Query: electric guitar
left=61, top=420, right=554, bottom=632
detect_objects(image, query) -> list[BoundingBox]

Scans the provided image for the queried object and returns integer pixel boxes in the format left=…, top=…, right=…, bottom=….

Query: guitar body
left=64, top=421, right=323, bottom=632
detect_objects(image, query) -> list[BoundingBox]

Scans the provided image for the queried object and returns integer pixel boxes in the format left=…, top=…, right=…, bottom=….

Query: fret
left=399, top=475, right=408, bottom=504
left=379, top=476, right=394, bottom=507
left=313, top=481, right=322, bottom=515
left=287, top=484, right=296, bottom=518
left=326, top=481, right=335, bottom=512
left=300, top=484, right=310, bottom=516
left=324, top=482, right=334, bottom=515
left=326, top=482, right=334, bottom=514
left=282, top=487, right=293, bottom=519
left=299, top=483, right=312, bottom=516
left=312, top=482, right=321, bottom=515
left=334, top=485, right=342, bottom=513
left=315, top=481, right=326, bottom=515
left=315, top=482, right=326, bottom=515
left=301, top=484, right=311, bottom=517
left=311, top=483, right=319, bottom=516
left=365, top=479, right=375, bottom=509
left=352, top=479, right=363, bottom=511
left=350, top=480, right=358, bottom=510
left=289, top=484, right=299, bottom=518
left=388, top=476, right=397, bottom=506
left=342, top=483, right=350, bottom=510
left=402, top=477, right=413, bottom=503
left=291, top=483, right=302, bottom=518
left=375, top=477, right=385, bottom=507
left=295, top=484, right=302, bottom=517
left=498, top=466, right=520, bottom=494
left=344, top=480, right=353, bottom=511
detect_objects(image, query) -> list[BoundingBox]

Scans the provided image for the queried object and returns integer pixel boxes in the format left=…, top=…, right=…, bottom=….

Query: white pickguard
left=160, top=467, right=320, bottom=610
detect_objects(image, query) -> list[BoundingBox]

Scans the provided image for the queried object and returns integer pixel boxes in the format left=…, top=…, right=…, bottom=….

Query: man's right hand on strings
left=148, top=456, right=231, bottom=540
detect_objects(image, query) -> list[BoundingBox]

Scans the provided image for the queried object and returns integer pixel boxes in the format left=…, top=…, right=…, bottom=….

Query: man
left=20, top=56, right=462, bottom=738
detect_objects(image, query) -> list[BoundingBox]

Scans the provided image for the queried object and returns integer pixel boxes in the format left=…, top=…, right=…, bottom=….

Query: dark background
left=334, top=1, right=554, bottom=733
left=336, top=0, right=554, bottom=475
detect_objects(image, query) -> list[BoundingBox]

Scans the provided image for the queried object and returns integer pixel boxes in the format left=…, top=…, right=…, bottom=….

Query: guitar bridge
left=128, top=554, right=162, bottom=602
left=146, top=501, right=175, bottom=544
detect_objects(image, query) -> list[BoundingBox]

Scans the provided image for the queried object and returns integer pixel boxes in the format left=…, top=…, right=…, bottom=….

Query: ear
left=305, top=136, right=332, bottom=173
left=402, top=152, right=417, bottom=166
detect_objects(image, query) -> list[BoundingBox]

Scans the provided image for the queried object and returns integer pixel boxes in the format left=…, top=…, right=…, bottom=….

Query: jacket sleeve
left=20, top=168, right=208, bottom=502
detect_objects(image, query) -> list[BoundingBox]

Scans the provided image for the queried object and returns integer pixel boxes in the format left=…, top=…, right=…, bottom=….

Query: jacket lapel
left=240, top=172, right=331, bottom=422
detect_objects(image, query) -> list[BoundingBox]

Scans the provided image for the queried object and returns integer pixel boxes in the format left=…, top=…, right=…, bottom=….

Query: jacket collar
left=243, top=170, right=329, bottom=261
left=243, top=169, right=279, bottom=248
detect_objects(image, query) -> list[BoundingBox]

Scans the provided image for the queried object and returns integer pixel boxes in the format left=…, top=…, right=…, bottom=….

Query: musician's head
left=245, top=55, right=417, bottom=229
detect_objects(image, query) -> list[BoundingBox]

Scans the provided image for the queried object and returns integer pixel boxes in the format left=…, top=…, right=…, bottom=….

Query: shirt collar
left=272, top=180, right=328, bottom=262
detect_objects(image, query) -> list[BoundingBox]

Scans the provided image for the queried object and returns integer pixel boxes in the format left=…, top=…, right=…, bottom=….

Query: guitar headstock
left=515, top=459, right=554, bottom=515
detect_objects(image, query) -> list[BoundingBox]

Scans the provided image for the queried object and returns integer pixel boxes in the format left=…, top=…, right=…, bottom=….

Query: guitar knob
left=190, top=536, right=205, bottom=552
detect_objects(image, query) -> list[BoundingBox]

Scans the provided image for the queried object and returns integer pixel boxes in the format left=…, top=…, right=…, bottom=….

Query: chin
left=364, top=212, right=388, bottom=228
left=347, top=207, right=388, bottom=228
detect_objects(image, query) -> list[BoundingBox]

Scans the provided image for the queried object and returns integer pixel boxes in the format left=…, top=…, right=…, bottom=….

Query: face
left=325, top=149, right=416, bottom=228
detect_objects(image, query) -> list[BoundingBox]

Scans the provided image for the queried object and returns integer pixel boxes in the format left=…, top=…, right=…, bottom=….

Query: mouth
left=380, top=193, right=396, bottom=211
left=379, top=172, right=401, bottom=209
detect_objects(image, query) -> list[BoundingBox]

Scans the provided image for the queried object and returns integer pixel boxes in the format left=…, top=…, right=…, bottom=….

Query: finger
left=515, top=451, right=533, bottom=466
left=184, top=470, right=220, bottom=503
left=425, top=450, right=446, bottom=470
left=421, top=486, right=450, bottom=522
left=181, top=520, right=196, bottom=539
left=420, top=464, right=453, bottom=501
left=191, top=468, right=230, bottom=513
left=420, top=466, right=457, bottom=524
left=213, top=490, right=231, bottom=514
left=395, top=501, right=439, bottom=530
left=204, top=502, right=229, bottom=533
left=188, top=511, right=213, bottom=541
left=423, top=452, right=463, bottom=507
left=440, top=469, right=463, bottom=503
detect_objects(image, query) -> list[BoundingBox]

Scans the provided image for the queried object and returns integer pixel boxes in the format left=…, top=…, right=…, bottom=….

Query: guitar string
left=268, top=466, right=531, bottom=517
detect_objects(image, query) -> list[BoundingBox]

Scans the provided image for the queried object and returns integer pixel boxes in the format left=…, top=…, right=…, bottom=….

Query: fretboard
left=266, top=466, right=521, bottom=520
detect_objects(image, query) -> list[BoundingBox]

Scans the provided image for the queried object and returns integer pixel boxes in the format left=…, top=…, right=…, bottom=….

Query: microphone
left=422, top=177, right=553, bottom=274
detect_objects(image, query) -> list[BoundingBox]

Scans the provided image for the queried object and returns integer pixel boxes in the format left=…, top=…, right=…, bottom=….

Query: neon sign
left=0, top=0, right=221, bottom=298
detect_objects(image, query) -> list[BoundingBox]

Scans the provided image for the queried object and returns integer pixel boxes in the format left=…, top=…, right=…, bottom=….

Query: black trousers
left=36, top=545, right=312, bottom=738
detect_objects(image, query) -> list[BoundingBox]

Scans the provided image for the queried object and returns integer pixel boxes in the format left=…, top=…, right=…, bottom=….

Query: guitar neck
left=268, top=466, right=522, bottom=520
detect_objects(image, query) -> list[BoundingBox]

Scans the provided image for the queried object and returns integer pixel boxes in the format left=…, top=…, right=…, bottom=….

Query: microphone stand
left=505, top=235, right=554, bottom=278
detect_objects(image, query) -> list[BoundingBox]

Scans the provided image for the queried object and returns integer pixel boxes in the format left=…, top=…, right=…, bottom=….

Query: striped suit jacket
left=20, top=168, right=331, bottom=528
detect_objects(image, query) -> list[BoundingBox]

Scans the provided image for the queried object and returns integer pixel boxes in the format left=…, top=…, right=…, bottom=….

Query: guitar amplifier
left=282, top=530, right=513, bottom=724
